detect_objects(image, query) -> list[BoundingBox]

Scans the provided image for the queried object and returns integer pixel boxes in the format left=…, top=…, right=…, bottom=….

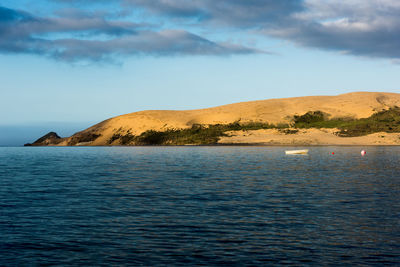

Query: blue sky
left=1, top=0, right=399, bottom=145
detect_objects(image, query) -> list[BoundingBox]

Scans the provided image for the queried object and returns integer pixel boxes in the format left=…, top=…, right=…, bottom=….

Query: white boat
left=285, top=149, right=309, bottom=155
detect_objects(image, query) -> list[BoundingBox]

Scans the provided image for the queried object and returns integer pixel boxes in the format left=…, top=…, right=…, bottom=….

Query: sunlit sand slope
left=57, top=92, right=400, bottom=146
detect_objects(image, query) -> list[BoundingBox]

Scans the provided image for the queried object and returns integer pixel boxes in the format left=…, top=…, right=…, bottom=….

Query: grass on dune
left=293, top=108, right=400, bottom=136
left=107, top=107, right=400, bottom=145
left=109, top=122, right=287, bottom=145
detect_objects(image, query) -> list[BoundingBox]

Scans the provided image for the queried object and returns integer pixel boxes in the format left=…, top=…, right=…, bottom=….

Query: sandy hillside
left=56, top=92, right=400, bottom=146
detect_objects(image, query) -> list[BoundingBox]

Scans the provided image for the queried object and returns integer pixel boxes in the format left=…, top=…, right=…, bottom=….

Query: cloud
left=269, top=0, right=400, bottom=60
left=0, top=5, right=260, bottom=62
left=3, top=1, right=400, bottom=61
left=51, top=30, right=261, bottom=62
left=127, top=0, right=400, bottom=60
left=125, top=0, right=304, bottom=26
left=0, top=6, right=26, bottom=22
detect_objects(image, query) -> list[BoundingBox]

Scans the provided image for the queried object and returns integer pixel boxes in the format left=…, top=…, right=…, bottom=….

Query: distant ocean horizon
left=1, top=146, right=399, bottom=265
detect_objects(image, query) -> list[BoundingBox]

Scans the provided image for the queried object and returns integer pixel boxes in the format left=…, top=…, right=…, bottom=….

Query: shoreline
left=217, top=129, right=400, bottom=146
left=19, top=143, right=400, bottom=147
left=24, top=129, right=400, bottom=147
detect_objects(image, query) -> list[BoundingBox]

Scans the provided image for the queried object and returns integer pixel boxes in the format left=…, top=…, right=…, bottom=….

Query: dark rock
left=27, top=132, right=63, bottom=146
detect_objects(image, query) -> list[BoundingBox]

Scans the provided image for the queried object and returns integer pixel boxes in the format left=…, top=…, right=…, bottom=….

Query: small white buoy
left=361, top=150, right=366, bottom=156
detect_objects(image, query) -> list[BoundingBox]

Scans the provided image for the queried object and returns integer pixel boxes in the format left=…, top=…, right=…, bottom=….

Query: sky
left=1, top=0, right=400, bottom=145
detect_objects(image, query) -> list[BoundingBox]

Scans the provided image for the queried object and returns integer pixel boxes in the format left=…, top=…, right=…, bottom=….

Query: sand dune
left=54, top=92, right=400, bottom=146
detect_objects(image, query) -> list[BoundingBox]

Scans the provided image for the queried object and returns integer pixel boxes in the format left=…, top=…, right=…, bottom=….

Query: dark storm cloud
left=0, top=5, right=260, bottom=62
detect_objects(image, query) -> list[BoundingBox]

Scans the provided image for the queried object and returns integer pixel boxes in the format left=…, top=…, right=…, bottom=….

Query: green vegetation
left=294, top=107, right=400, bottom=136
left=108, top=107, right=400, bottom=145
left=294, top=111, right=326, bottom=124
left=109, top=122, right=284, bottom=145
left=68, top=132, right=100, bottom=145
left=338, top=107, right=400, bottom=136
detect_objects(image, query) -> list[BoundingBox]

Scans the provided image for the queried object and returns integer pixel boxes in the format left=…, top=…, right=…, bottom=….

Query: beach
left=219, top=129, right=400, bottom=145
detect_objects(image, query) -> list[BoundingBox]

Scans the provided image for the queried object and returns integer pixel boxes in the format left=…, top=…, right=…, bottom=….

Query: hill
left=27, top=92, right=400, bottom=146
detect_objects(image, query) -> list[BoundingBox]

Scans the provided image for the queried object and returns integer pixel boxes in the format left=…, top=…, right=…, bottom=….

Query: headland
left=26, top=92, right=400, bottom=146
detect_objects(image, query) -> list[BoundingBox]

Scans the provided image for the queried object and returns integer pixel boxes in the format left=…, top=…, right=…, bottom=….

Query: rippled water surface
left=1, top=146, right=399, bottom=266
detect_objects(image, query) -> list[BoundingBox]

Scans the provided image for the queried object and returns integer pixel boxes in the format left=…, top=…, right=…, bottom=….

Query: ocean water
left=0, top=146, right=399, bottom=266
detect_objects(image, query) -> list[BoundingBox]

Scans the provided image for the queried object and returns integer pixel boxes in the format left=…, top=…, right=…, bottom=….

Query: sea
left=0, top=146, right=399, bottom=266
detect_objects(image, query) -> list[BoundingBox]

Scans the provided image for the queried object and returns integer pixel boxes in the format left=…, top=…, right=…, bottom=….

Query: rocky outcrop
left=24, top=132, right=63, bottom=146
